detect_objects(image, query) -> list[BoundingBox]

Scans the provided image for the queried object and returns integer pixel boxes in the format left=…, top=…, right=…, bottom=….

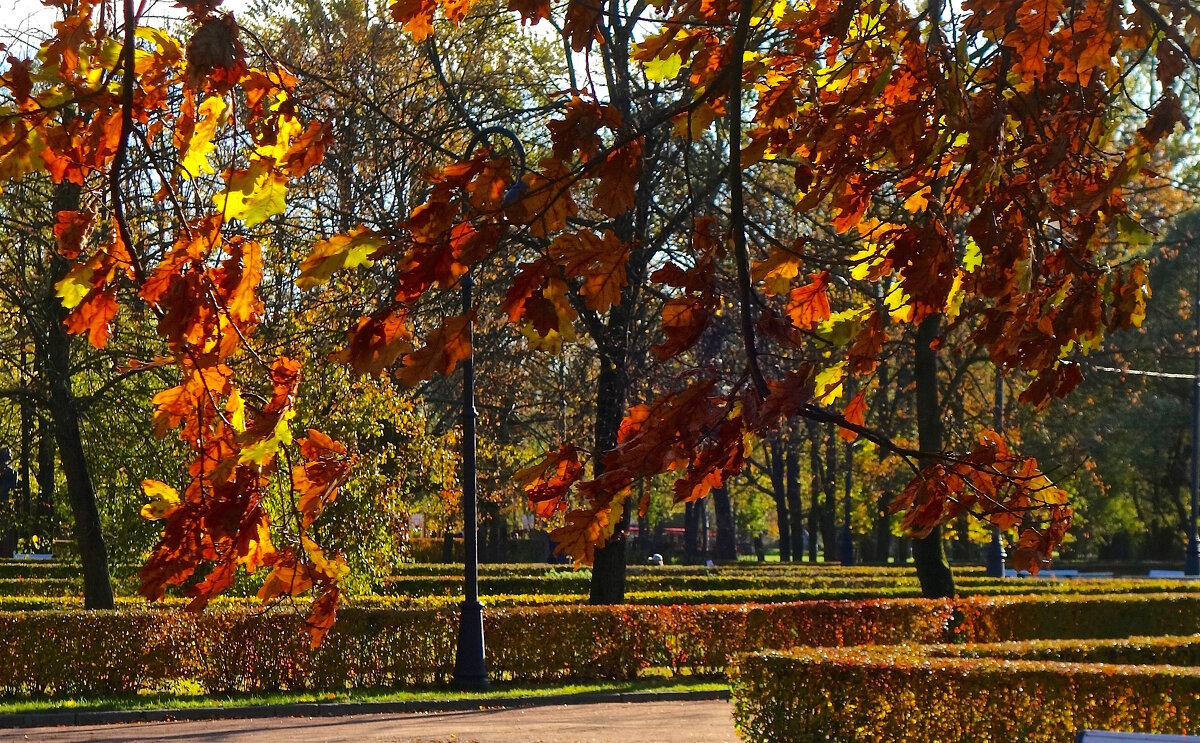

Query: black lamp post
left=453, top=272, right=488, bottom=690
left=1187, top=256, right=1200, bottom=576
left=985, top=370, right=1007, bottom=578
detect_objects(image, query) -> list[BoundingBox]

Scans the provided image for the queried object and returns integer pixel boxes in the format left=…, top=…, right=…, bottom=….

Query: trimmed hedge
left=932, top=633, right=1200, bottom=665
left=0, top=599, right=952, bottom=696
left=0, top=577, right=76, bottom=596
left=954, top=592, right=1200, bottom=642
left=730, top=640, right=1200, bottom=741
left=5, top=593, right=1200, bottom=697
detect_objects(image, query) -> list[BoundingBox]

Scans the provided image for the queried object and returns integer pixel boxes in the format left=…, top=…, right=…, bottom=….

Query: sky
left=2, top=0, right=252, bottom=47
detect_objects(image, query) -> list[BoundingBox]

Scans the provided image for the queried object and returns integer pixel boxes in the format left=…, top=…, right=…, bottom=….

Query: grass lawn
left=0, top=677, right=728, bottom=716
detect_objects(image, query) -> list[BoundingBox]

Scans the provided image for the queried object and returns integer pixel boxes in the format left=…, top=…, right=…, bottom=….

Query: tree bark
left=712, top=487, right=737, bottom=561
left=18, top=359, right=33, bottom=544
left=35, top=417, right=55, bottom=541
left=874, top=492, right=893, bottom=564
left=913, top=315, right=956, bottom=598
left=44, top=182, right=114, bottom=609
left=784, top=441, right=804, bottom=562
left=44, top=323, right=114, bottom=608
left=589, top=358, right=633, bottom=603
left=822, top=428, right=838, bottom=561
left=683, top=500, right=701, bottom=563
left=768, top=439, right=790, bottom=562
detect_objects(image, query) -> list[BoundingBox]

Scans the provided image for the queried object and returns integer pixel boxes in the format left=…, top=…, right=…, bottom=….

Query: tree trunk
left=874, top=492, right=893, bottom=564
left=589, top=358, right=633, bottom=604
left=44, top=326, right=114, bottom=608
left=913, top=315, right=955, bottom=598
left=822, top=428, right=838, bottom=562
left=684, top=500, right=701, bottom=563
left=18, top=358, right=33, bottom=545
left=712, top=487, right=737, bottom=561
left=35, top=417, right=55, bottom=535
left=635, top=501, right=649, bottom=560
left=784, top=442, right=804, bottom=562
left=768, top=440, right=790, bottom=562
left=807, top=502, right=819, bottom=562
left=44, top=182, right=114, bottom=610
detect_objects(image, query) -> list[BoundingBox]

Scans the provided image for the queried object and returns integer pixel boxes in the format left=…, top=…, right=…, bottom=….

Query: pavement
left=0, top=699, right=737, bottom=742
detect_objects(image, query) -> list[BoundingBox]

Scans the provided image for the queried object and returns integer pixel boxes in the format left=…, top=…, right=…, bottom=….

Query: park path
left=2, top=699, right=736, bottom=742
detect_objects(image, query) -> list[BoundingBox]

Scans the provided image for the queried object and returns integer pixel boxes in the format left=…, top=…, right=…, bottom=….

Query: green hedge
left=0, top=599, right=951, bottom=696
left=0, top=563, right=80, bottom=580
left=0, top=577, right=77, bottom=596
left=730, top=641, right=1200, bottom=741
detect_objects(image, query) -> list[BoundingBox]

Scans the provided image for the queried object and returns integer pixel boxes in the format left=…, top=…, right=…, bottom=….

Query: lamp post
left=453, top=272, right=488, bottom=690
left=1187, top=255, right=1200, bottom=576
left=985, top=370, right=1007, bottom=578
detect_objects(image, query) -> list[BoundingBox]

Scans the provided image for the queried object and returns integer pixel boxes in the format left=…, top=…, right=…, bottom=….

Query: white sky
left=1, top=0, right=251, bottom=47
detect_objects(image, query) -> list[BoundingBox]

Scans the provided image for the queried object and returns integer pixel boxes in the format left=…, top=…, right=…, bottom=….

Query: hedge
left=0, top=599, right=952, bottom=696
left=953, top=592, right=1200, bottom=642
left=931, top=633, right=1200, bottom=665
left=0, top=577, right=76, bottom=596
left=5, top=593, right=1200, bottom=697
left=374, top=572, right=1200, bottom=598
left=730, top=641, right=1200, bottom=741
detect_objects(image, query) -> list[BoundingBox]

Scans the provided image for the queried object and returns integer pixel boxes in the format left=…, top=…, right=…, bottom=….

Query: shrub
left=373, top=573, right=1200, bottom=599
left=730, top=641, right=1200, bottom=741
left=5, top=593, right=1200, bottom=697
left=0, top=599, right=953, bottom=695
left=0, top=577, right=77, bottom=597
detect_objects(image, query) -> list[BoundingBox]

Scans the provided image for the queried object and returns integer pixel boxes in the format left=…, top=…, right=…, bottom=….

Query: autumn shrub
left=0, top=578, right=77, bottom=597
left=729, top=641, right=1200, bottom=741
left=953, top=593, right=1200, bottom=642
left=5, top=593, right=1200, bottom=697
left=931, top=633, right=1200, bottom=665
left=0, top=599, right=953, bottom=695
left=0, top=562, right=80, bottom=580
left=374, top=573, right=1200, bottom=598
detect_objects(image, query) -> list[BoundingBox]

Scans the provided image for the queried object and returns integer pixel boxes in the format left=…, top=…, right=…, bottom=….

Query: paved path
left=3, top=700, right=736, bottom=742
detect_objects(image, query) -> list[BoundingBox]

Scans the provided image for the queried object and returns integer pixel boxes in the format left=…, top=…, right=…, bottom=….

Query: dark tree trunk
left=768, top=439, right=790, bottom=562
left=18, top=360, right=33, bottom=544
left=44, top=325, right=114, bottom=608
left=955, top=513, right=970, bottom=562
left=807, top=502, right=819, bottom=562
left=635, top=502, right=649, bottom=560
left=784, top=440, right=804, bottom=563
left=589, top=358, right=633, bottom=603
left=806, top=422, right=823, bottom=561
left=683, top=500, right=701, bottom=563
left=442, top=530, right=454, bottom=563
left=44, top=182, right=113, bottom=610
left=35, top=417, right=55, bottom=533
left=913, top=316, right=955, bottom=598
left=874, top=493, right=893, bottom=564
left=822, top=428, right=838, bottom=562
left=712, top=487, right=737, bottom=562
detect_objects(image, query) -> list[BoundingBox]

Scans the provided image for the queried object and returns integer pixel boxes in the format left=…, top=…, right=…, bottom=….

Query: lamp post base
left=1185, top=538, right=1200, bottom=577
left=453, top=599, right=488, bottom=691
left=839, top=525, right=854, bottom=566
left=985, top=528, right=1006, bottom=578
